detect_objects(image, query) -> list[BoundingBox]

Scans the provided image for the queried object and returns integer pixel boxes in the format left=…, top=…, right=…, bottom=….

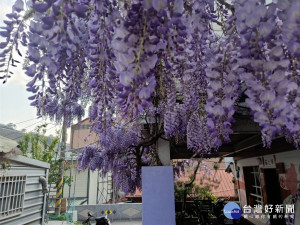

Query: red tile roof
left=176, top=159, right=236, bottom=199
left=125, top=159, right=236, bottom=200
left=126, top=189, right=142, bottom=198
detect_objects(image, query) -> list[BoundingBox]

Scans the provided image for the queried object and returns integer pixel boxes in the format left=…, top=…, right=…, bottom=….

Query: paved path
left=110, top=220, right=142, bottom=225
left=46, top=220, right=142, bottom=225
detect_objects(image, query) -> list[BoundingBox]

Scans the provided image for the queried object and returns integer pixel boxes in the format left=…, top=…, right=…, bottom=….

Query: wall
left=63, top=163, right=88, bottom=204
left=70, top=119, right=98, bottom=149
left=0, top=155, right=49, bottom=225
left=69, top=119, right=112, bottom=205
left=88, top=170, right=99, bottom=205
left=236, top=150, right=300, bottom=224
left=75, top=203, right=142, bottom=221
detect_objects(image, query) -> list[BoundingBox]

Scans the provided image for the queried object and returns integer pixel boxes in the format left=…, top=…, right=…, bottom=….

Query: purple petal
left=276, top=0, right=290, bottom=10
left=6, top=13, right=18, bottom=20
left=260, top=90, right=276, bottom=102
left=173, top=0, right=184, bottom=13
left=3, top=20, right=13, bottom=26
left=30, top=100, right=38, bottom=106
left=32, top=3, right=50, bottom=13
left=42, top=16, right=54, bottom=26
left=269, top=46, right=283, bottom=57
left=13, top=0, right=24, bottom=12
left=45, top=0, right=57, bottom=4
left=28, top=95, right=36, bottom=100
left=0, top=31, right=10, bottom=38
left=141, top=55, right=158, bottom=74
left=26, top=77, right=37, bottom=87
left=139, top=87, right=151, bottom=100
left=74, top=4, right=88, bottom=18
left=25, top=64, right=36, bottom=77
left=119, top=71, right=133, bottom=87
left=89, top=78, right=97, bottom=88
left=176, top=37, right=185, bottom=44
left=213, top=105, right=225, bottom=117
left=143, top=0, right=152, bottom=10
left=52, top=4, right=60, bottom=15
left=258, top=22, right=274, bottom=39
left=28, top=47, right=40, bottom=63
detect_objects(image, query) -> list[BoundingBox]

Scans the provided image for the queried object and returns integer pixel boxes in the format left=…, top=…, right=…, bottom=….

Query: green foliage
left=48, top=212, right=72, bottom=221
left=175, top=210, right=189, bottom=219
left=213, top=162, right=219, bottom=171
left=0, top=160, right=10, bottom=171
left=63, top=175, right=72, bottom=187
left=174, top=162, right=217, bottom=203
left=17, top=124, right=61, bottom=184
left=174, top=162, right=218, bottom=203
left=175, top=180, right=217, bottom=202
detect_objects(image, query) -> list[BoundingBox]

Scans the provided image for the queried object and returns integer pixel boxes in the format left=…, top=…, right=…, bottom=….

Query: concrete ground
left=46, top=220, right=142, bottom=225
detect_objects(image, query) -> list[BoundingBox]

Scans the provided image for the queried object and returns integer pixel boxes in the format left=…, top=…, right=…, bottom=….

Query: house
left=61, top=119, right=113, bottom=207
left=223, top=137, right=300, bottom=225
left=168, top=108, right=300, bottom=225
left=0, top=135, right=49, bottom=225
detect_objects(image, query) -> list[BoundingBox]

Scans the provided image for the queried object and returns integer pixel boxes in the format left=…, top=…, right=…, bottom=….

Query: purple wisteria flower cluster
left=234, top=0, right=300, bottom=147
left=78, top=125, right=156, bottom=193
left=1, top=0, right=300, bottom=192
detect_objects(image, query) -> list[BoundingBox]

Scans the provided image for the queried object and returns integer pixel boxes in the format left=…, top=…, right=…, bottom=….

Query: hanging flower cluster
left=78, top=125, right=156, bottom=193
left=205, top=36, right=241, bottom=148
left=234, top=0, right=300, bottom=147
left=1, top=0, right=300, bottom=192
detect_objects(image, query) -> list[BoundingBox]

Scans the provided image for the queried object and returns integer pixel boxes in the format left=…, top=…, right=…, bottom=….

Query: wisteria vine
left=1, top=0, right=300, bottom=192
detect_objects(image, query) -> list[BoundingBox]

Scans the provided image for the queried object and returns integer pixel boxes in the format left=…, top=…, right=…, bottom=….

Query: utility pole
left=55, top=116, right=67, bottom=215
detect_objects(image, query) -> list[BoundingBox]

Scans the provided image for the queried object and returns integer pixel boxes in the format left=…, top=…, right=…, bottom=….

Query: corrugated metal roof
left=3, top=155, right=50, bottom=169
left=0, top=135, right=18, bottom=153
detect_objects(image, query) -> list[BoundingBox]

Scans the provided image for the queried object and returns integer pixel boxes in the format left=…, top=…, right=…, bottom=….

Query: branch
left=182, top=160, right=201, bottom=210
left=185, top=160, right=201, bottom=187
left=216, top=0, right=235, bottom=13
left=160, top=135, right=171, bottom=142
left=215, top=20, right=223, bottom=27
left=130, top=132, right=163, bottom=149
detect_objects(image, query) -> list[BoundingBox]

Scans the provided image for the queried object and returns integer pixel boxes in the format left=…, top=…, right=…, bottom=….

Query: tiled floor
left=110, top=220, right=142, bottom=225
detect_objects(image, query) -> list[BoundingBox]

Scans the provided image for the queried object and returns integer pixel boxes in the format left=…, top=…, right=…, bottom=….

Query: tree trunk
left=55, top=118, right=67, bottom=215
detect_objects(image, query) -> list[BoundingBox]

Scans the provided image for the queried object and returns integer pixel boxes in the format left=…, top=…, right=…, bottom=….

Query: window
left=243, top=166, right=263, bottom=207
left=249, top=167, right=263, bottom=206
left=0, top=175, right=26, bottom=220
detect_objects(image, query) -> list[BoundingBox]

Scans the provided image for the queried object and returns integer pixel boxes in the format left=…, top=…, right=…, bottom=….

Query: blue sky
left=0, top=0, right=63, bottom=137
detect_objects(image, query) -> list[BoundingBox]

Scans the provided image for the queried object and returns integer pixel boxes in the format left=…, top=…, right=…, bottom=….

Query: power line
left=14, top=117, right=40, bottom=125
left=3, top=122, right=61, bottom=141
left=9, top=120, right=46, bottom=140
left=19, top=120, right=45, bottom=130
left=0, top=120, right=44, bottom=139
left=47, top=125, right=60, bottom=131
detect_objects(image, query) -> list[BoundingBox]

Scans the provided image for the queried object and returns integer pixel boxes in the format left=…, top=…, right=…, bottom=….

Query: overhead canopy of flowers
left=1, top=0, right=300, bottom=192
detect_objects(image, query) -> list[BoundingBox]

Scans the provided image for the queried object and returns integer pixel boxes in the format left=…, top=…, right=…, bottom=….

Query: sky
left=0, top=0, right=68, bottom=140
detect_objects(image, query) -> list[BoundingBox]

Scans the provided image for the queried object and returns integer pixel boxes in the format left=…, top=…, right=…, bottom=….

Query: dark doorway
left=264, top=169, right=285, bottom=225
left=243, top=166, right=263, bottom=207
